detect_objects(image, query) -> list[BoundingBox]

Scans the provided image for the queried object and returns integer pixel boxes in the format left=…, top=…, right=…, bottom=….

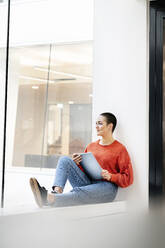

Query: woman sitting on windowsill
left=30, top=112, right=133, bottom=208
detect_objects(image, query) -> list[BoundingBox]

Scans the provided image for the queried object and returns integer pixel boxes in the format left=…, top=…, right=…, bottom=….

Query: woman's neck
left=99, top=135, right=115, bottom=145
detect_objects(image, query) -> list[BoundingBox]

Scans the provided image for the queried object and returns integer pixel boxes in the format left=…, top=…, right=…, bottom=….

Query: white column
left=93, top=0, right=148, bottom=211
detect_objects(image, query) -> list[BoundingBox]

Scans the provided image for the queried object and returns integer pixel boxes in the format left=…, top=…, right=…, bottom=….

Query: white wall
left=93, top=0, right=148, bottom=211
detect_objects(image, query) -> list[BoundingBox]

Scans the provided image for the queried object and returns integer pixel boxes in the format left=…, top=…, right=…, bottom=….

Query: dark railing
left=1, top=0, right=11, bottom=208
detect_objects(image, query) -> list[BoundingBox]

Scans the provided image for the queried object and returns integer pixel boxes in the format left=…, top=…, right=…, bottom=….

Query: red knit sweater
left=82, top=139, right=133, bottom=188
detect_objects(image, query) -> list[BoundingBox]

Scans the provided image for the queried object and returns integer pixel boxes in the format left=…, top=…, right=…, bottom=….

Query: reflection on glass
left=47, top=104, right=63, bottom=155
left=9, top=42, right=92, bottom=169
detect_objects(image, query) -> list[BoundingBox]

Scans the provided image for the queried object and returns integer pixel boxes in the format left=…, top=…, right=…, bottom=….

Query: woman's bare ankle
left=53, top=186, right=63, bottom=194
left=47, top=193, right=55, bottom=204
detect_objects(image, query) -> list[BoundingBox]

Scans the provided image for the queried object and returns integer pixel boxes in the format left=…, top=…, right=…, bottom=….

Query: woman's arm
left=110, top=147, right=133, bottom=188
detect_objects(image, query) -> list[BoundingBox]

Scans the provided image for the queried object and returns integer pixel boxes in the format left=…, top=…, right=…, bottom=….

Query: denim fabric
left=52, top=156, right=118, bottom=207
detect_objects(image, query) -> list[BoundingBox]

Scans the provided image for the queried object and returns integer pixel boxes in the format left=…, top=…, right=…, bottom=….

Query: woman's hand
left=101, top=169, right=112, bottom=181
left=72, top=153, right=82, bottom=165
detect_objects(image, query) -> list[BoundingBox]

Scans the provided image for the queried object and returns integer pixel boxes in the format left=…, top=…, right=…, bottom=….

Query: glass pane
left=3, top=0, right=93, bottom=210
left=10, top=45, right=52, bottom=168
left=8, top=42, right=93, bottom=170
left=7, top=45, right=50, bottom=167
left=4, top=45, right=52, bottom=208
left=43, top=42, right=93, bottom=168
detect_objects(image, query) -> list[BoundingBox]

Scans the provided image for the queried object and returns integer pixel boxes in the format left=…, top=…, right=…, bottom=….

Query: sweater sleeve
left=110, top=147, right=133, bottom=188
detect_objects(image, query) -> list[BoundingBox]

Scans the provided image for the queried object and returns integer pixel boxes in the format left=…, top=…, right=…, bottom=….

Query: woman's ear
left=108, top=123, right=113, bottom=132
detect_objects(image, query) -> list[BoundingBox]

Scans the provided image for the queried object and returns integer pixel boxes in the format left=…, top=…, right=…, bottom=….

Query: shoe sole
left=29, top=178, right=43, bottom=208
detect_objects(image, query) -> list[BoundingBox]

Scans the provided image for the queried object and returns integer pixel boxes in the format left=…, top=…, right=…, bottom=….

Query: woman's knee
left=58, top=156, right=73, bottom=165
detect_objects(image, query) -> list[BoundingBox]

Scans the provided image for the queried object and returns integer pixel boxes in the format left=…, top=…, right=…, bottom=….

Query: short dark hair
left=100, top=112, right=117, bottom=133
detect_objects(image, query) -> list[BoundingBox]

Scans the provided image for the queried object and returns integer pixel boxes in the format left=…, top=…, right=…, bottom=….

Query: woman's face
left=96, top=115, right=112, bottom=137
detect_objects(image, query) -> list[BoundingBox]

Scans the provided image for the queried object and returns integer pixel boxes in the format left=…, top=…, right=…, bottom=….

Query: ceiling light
left=34, top=67, right=92, bottom=80
left=68, top=101, right=74, bottom=104
left=57, top=104, right=63, bottom=109
left=32, top=85, right=39, bottom=89
left=19, top=75, right=55, bottom=83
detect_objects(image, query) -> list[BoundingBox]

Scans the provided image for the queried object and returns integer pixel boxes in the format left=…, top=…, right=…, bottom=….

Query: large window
left=0, top=0, right=93, bottom=209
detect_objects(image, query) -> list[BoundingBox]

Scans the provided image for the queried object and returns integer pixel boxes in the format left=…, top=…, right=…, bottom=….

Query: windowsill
left=0, top=200, right=126, bottom=220
left=1, top=169, right=127, bottom=219
left=3, top=166, right=55, bottom=176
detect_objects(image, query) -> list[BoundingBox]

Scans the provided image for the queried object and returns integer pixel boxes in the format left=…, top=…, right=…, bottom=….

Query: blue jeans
left=52, top=156, right=118, bottom=207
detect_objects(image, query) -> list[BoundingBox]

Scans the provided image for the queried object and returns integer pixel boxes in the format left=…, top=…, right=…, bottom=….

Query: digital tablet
left=80, top=152, right=102, bottom=180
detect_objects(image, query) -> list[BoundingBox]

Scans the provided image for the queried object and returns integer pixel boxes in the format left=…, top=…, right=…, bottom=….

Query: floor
left=0, top=206, right=164, bottom=248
